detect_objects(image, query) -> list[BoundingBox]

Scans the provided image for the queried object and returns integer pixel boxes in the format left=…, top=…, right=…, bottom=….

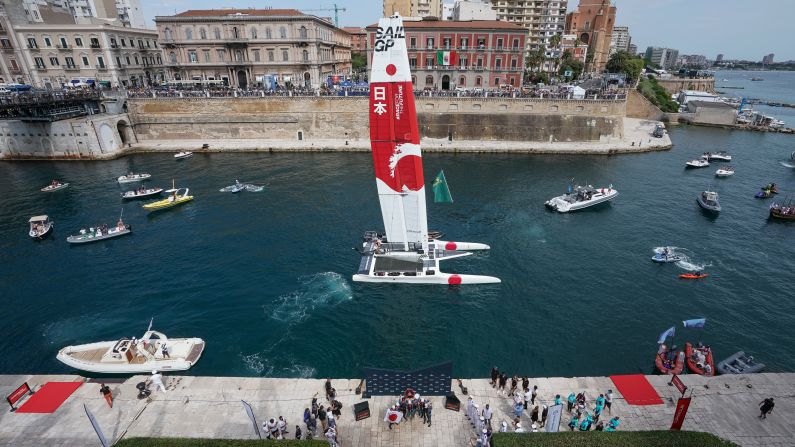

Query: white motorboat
left=686, top=159, right=710, bottom=168
left=56, top=328, right=205, bottom=374
left=122, top=187, right=164, bottom=200
left=29, top=215, right=53, bottom=239
left=352, top=15, right=499, bottom=286
left=701, top=151, right=732, bottom=162
left=545, top=184, right=618, bottom=213
left=174, top=151, right=193, bottom=160
left=40, top=181, right=69, bottom=192
left=67, top=219, right=131, bottom=244
left=715, top=166, right=735, bottom=177
left=118, top=172, right=152, bottom=183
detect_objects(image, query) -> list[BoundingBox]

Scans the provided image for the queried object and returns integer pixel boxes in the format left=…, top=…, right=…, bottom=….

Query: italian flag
left=437, top=50, right=458, bottom=66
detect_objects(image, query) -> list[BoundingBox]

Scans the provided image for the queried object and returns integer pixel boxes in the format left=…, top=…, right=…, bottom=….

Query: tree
left=351, top=53, right=367, bottom=71
left=558, top=57, right=584, bottom=80
left=606, top=50, right=644, bottom=83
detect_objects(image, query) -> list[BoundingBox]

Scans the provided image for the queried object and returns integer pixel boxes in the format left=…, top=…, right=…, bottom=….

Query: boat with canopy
left=352, top=14, right=499, bottom=285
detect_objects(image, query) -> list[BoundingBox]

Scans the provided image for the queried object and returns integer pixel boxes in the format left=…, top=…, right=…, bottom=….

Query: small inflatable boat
left=717, top=351, right=765, bottom=375
left=680, top=272, right=708, bottom=279
left=652, top=252, right=681, bottom=263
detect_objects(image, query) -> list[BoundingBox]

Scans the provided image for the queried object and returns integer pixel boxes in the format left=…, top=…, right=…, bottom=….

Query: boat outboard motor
left=136, top=381, right=152, bottom=399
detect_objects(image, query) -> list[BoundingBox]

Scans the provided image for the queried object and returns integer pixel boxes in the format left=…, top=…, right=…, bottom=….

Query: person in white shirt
left=150, top=370, right=166, bottom=392
left=524, top=388, right=532, bottom=410
left=515, top=421, right=525, bottom=433
left=482, top=404, right=493, bottom=429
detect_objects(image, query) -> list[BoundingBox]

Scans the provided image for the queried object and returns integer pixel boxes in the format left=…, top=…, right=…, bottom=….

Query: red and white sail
left=369, top=15, right=428, bottom=251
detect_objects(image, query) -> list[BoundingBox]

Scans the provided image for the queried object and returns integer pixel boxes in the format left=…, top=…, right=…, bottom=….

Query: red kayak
left=680, top=273, right=708, bottom=279
left=685, top=342, right=715, bottom=376
left=655, top=345, right=685, bottom=375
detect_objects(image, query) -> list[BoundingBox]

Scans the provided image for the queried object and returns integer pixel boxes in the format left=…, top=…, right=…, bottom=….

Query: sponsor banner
left=6, top=382, right=30, bottom=408
left=84, top=404, right=110, bottom=447
left=671, top=374, right=687, bottom=395
left=241, top=400, right=262, bottom=439
left=545, top=404, right=563, bottom=432
left=670, top=397, right=691, bottom=430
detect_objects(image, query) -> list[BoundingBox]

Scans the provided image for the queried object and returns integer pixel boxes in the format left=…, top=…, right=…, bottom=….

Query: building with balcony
left=452, top=0, right=497, bottom=21
left=366, top=18, right=528, bottom=90
left=342, top=27, right=367, bottom=56
left=488, top=0, right=567, bottom=60
left=645, top=46, right=678, bottom=70
left=384, top=0, right=444, bottom=19
left=155, top=9, right=352, bottom=89
left=565, top=0, right=616, bottom=73
left=609, top=25, right=630, bottom=55
left=21, top=0, right=146, bottom=28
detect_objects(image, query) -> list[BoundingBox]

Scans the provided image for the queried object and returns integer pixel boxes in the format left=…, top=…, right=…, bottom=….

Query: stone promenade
left=1, top=373, right=792, bottom=446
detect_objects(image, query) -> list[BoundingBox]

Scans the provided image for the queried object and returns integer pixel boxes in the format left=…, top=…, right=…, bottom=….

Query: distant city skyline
left=140, top=0, right=795, bottom=61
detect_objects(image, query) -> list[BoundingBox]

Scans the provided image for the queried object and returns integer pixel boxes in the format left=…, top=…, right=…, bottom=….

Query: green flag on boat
left=432, top=170, right=453, bottom=203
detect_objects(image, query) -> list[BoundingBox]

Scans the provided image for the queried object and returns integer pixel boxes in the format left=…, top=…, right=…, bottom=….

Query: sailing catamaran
left=353, top=15, right=499, bottom=285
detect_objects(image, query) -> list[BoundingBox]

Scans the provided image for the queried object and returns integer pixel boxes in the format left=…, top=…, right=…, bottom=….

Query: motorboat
left=118, top=172, right=151, bottom=183
left=701, top=151, right=732, bottom=162
left=751, top=77, right=763, bottom=81
left=769, top=203, right=795, bottom=220
left=174, top=151, right=193, bottom=160
left=717, top=351, right=765, bottom=374
left=220, top=181, right=264, bottom=193
left=686, top=159, right=710, bottom=168
left=697, top=190, right=721, bottom=213
left=685, top=342, right=715, bottom=376
left=56, top=328, right=205, bottom=374
left=143, top=187, right=193, bottom=211
left=715, top=166, right=735, bottom=177
left=122, top=187, right=164, bottom=200
left=545, top=184, right=618, bottom=213
left=230, top=180, right=245, bottom=193
left=41, top=180, right=69, bottom=192
left=761, top=183, right=779, bottom=194
left=67, top=219, right=131, bottom=244
left=655, top=344, right=685, bottom=375
left=680, top=272, right=708, bottom=279
left=755, top=190, right=773, bottom=199
left=651, top=250, right=681, bottom=263
left=29, top=215, right=53, bottom=239
left=352, top=14, right=499, bottom=286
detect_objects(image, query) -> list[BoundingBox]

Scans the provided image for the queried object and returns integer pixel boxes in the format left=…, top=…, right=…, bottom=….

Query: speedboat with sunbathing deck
left=545, top=184, right=618, bottom=213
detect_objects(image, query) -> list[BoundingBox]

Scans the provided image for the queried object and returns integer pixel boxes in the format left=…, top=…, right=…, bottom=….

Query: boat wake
left=268, top=272, right=352, bottom=324
left=240, top=352, right=316, bottom=377
left=219, top=183, right=264, bottom=192
left=653, top=246, right=711, bottom=271
left=780, top=161, right=795, bottom=169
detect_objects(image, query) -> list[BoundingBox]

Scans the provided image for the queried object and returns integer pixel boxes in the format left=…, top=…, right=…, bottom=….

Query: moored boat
left=122, top=187, right=164, bottom=200
left=545, top=184, right=618, bottom=213
left=56, top=328, right=205, bottom=374
left=717, top=351, right=765, bottom=374
left=697, top=190, right=721, bottom=213
left=686, top=159, right=709, bottom=168
left=118, top=172, right=151, bottom=183
left=174, top=151, right=193, bottom=160
left=655, top=344, right=685, bottom=375
left=143, top=187, right=194, bottom=211
left=715, top=166, right=734, bottom=177
left=29, top=215, right=53, bottom=239
left=40, top=180, right=69, bottom=192
left=685, top=342, right=715, bottom=376
left=701, top=151, right=732, bottom=162
left=67, top=219, right=131, bottom=244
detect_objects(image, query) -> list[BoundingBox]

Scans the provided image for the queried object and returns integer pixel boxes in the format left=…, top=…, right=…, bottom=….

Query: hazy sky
left=141, top=0, right=794, bottom=61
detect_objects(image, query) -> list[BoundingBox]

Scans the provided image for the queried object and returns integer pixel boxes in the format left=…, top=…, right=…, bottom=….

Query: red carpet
left=16, top=382, right=82, bottom=413
left=609, top=374, right=663, bottom=405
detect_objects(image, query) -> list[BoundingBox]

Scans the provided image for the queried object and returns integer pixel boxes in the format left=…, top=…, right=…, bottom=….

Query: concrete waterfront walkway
left=2, top=372, right=791, bottom=446
left=129, top=118, right=671, bottom=156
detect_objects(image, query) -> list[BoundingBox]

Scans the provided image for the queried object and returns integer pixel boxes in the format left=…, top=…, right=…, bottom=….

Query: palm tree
left=549, top=34, right=562, bottom=76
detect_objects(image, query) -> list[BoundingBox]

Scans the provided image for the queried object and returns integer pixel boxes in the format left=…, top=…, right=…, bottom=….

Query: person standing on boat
left=161, top=342, right=170, bottom=358
left=99, top=384, right=113, bottom=408
left=150, top=370, right=166, bottom=393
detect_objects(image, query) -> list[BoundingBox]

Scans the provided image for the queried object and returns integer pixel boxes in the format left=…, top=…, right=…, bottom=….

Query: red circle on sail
left=445, top=242, right=457, bottom=250
left=448, top=274, right=462, bottom=285
left=386, top=64, right=397, bottom=75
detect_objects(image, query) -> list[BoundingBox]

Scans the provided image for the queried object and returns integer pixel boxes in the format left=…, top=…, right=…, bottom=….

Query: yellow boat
left=143, top=188, right=194, bottom=211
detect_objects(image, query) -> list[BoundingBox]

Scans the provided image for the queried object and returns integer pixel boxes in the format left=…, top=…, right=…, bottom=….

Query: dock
left=1, top=373, right=793, bottom=446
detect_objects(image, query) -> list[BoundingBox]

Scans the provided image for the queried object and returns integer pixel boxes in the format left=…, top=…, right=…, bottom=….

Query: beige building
left=489, top=0, right=568, bottom=57
left=384, top=0, right=444, bottom=18
left=155, top=9, right=352, bottom=89
left=0, top=1, right=163, bottom=88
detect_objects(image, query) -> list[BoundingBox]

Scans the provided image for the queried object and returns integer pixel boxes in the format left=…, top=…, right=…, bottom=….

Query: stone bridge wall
left=656, top=78, right=715, bottom=95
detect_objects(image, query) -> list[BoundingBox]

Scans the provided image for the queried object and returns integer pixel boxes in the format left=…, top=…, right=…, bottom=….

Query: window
left=189, top=51, right=197, bottom=63
left=425, top=57, right=433, bottom=68
left=409, top=57, right=417, bottom=67
left=476, top=76, right=482, bottom=86
left=44, top=37, right=52, bottom=47
left=125, top=56, right=131, bottom=64
left=443, top=38, right=451, bottom=49
left=511, top=58, right=517, bottom=68
left=65, top=56, right=75, bottom=67
left=9, top=59, right=18, bottom=70
left=299, top=26, right=307, bottom=39
left=59, top=37, right=68, bottom=48
left=214, top=28, right=221, bottom=39
left=282, top=50, right=288, bottom=61
left=164, top=28, right=172, bottom=40
left=460, top=56, right=468, bottom=67
left=200, top=28, right=207, bottom=39
left=157, top=55, right=162, bottom=64
left=234, top=50, right=243, bottom=62
left=425, top=75, right=433, bottom=87
left=82, top=56, right=90, bottom=66
left=512, top=38, right=519, bottom=49
left=477, top=58, right=483, bottom=67
left=494, top=77, right=500, bottom=86
left=250, top=28, right=257, bottom=39
left=302, top=50, right=308, bottom=61
left=27, top=38, right=38, bottom=49
left=169, top=52, right=177, bottom=63
left=134, top=56, right=139, bottom=64
left=495, top=58, right=502, bottom=69
left=426, top=38, right=434, bottom=49
left=137, top=39, right=143, bottom=49
left=268, top=50, right=274, bottom=61
left=147, top=40, right=151, bottom=48
left=49, top=56, right=60, bottom=66
left=497, top=38, right=503, bottom=49
left=409, top=37, right=416, bottom=49
left=253, top=50, right=260, bottom=62
left=97, top=56, right=105, bottom=68
left=185, top=28, right=193, bottom=40
left=477, top=38, right=485, bottom=48
left=204, top=50, right=211, bottom=62
left=90, top=37, right=100, bottom=48
left=34, top=57, right=45, bottom=69
left=116, top=56, right=122, bottom=66
left=217, top=49, right=226, bottom=60
left=121, top=38, right=126, bottom=47
left=459, top=76, right=465, bottom=85
left=279, top=27, right=287, bottom=39
left=460, top=38, right=468, bottom=49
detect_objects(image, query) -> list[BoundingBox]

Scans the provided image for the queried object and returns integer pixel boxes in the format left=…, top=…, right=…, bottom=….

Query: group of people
left=691, top=343, right=714, bottom=375
left=299, top=379, right=343, bottom=445
left=564, top=391, right=619, bottom=432
left=384, top=388, right=434, bottom=430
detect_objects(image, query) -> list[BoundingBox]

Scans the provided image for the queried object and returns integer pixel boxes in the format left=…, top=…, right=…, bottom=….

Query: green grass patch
left=638, top=77, right=680, bottom=113
left=491, top=431, right=737, bottom=447
left=116, top=438, right=328, bottom=447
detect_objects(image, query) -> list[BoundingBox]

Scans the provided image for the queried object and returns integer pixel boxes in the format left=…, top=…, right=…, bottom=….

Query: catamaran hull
left=353, top=273, right=500, bottom=285
left=433, top=240, right=490, bottom=251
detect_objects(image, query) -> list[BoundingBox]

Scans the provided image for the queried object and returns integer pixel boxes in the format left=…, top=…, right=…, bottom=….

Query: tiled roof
left=174, top=9, right=305, bottom=17
left=366, top=20, right=527, bottom=31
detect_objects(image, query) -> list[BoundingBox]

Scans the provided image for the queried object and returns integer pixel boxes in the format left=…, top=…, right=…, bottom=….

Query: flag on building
left=682, top=318, right=706, bottom=328
left=657, top=326, right=675, bottom=344
left=432, top=170, right=453, bottom=203
left=437, top=50, right=458, bottom=66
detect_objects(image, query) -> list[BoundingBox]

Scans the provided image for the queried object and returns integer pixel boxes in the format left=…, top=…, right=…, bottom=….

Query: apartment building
left=383, top=0, right=444, bottom=19
left=489, top=0, right=567, bottom=58
left=610, top=25, right=630, bottom=54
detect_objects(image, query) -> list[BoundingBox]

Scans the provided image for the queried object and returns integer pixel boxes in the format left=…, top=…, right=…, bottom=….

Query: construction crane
left=302, top=4, right=346, bottom=27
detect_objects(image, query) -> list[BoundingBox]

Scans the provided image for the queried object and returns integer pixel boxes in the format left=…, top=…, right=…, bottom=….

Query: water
left=716, top=69, right=795, bottom=124
left=1, top=127, right=794, bottom=379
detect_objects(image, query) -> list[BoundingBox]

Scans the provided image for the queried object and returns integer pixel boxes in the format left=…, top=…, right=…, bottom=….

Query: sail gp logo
left=374, top=26, right=404, bottom=52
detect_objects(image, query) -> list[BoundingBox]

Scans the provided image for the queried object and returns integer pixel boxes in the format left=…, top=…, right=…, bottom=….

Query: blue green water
left=1, top=126, right=794, bottom=378
left=716, top=69, right=795, bottom=123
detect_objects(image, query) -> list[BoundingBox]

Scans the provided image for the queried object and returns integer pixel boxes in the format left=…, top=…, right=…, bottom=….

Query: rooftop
left=689, top=100, right=736, bottom=109
left=169, top=9, right=305, bottom=18
left=342, top=27, right=367, bottom=35
left=366, top=19, right=527, bottom=31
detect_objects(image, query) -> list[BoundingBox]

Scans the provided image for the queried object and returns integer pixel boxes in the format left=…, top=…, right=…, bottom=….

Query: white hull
left=545, top=189, right=618, bottom=213
left=353, top=272, right=500, bottom=285
left=175, top=152, right=193, bottom=159
left=686, top=161, right=710, bottom=168
left=118, top=174, right=151, bottom=183
left=715, top=171, right=734, bottom=177
left=433, top=240, right=490, bottom=251
left=41, top=183, right=69, bottom=192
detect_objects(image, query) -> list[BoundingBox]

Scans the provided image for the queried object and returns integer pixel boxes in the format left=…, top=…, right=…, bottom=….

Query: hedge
left=115, top=438, right=328, bottom=447
left=490, top=431, right=737, bottom=447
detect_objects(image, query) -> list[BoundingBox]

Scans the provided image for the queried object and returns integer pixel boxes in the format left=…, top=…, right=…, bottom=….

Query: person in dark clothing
left=498, top=373, right=508, bottom=394
left=325, top=379, right=333, bottom=401
left=531, top=385, right=538, bottom=405
left=295, top=426, right=302, bottom=440
left=541, top=405, right=548, bottom=427
left=490, top=367, right=499, bottom=387
left=530, top=405, right=539, bottom=424
left=318, top=405, right=328, bottom=430
left=522, top=377, right=529, bottom=392
left=759, top=398, right=775, bottom=419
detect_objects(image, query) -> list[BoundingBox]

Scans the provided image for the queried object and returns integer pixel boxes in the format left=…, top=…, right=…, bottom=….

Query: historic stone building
left=565, top=0, right=616, bottom=73
left=155, top=9, right=352, bottom=89
left=366, top=18, right=528, bottom=90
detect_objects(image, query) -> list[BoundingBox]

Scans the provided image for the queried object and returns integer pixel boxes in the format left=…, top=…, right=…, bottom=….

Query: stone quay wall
left=656, top=78, right=715, bottom=95
left=127, top=96, right=626, bottom=144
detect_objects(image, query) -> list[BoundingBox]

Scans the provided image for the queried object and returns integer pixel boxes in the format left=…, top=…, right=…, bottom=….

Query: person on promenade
left=277, top=416, right=288, bottom=435
left=318, top=404, right=328, bottom=430
left=515, top=421, right=525, bottom=433
left=325, top=427, right=338, bottom=447
left=499, top=421, right=508, bottom=433
left=554, top=394, right=562, bottom=406
left=513, top=399, right=523, bottom=419
left=541, top=405, right=548, bottom=427
left=498, top=373, right=508, bottom=395
left=522, top=377, right=529, bottom=393
left=425, top=400, right=433, bottom=427
left=327, top=413, right=337, bottom=434
left=568, top=414, right=579, bottom=431
left=595, top=421, right=604, bottom=431
left=264, top=418, right=278, bottom=439
left=307, top=414, right=318, bottom=438
left=303, top=408, right=311, bottom=426
left=295, top=425, right=302, bottom=440
left=605, top=390, right=614, bottom=413
left=466, top=396, right=475, bottom=423
left=509, top=376, right=518, bottom=395
left=99, top=384, right=113, bottom=408
left=325, top=379, right=334, bottom=401
left=594, top=401, right=603, bottom=423
left=530, top=405, right=539, bottom=425
left=605, top=416, right=620, bottom=432
left=523, top=387, right=532, bottom=410
left=150, top=370, right=166, bottom=393
left=759, top=398, right=775, bottom=419
left=482, top=404, right=493, bottom=429
left=531, top=385, right=538, bottom=405
left=331, top=399, right=342, bottom=419
left=490, top=367, right=499, bottom=387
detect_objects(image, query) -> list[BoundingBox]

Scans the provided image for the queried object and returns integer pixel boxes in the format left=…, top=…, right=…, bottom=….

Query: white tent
left=571, top=86, right=586, bottom=99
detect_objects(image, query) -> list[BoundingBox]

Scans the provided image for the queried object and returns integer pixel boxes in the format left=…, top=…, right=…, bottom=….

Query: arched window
left=214, top=28, right=221, bottom=39
left=411, top=75, right=417, bottom=85
left=200, top=28, right=207, bottom=39
left=232, top=27, right=239, bottom=39
left=279, top=27, right=287, bottom=39
left=299, top=26, right=308, bottom=39
left=250, top=28, right=257, bottom=39
left=169, top=51, right=176, bottom=63
left=164, top=28, right=172, bottom=40
left=475, top=76, right=482, bottom=86
left=425, top=75, right=433, bottom=87
left=302, top=50, right=308, bottom=61
left=459, top=76, right=465, bottom=86
left=265, top=28, right=272, bottom=39
left=235, top=50, right=243, bottom=62
left=185, top=28, right=193, bottom=40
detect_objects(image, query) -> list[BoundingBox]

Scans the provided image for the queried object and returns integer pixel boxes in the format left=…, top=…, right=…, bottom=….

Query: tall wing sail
left=369, top=15, right=428, bottom=251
